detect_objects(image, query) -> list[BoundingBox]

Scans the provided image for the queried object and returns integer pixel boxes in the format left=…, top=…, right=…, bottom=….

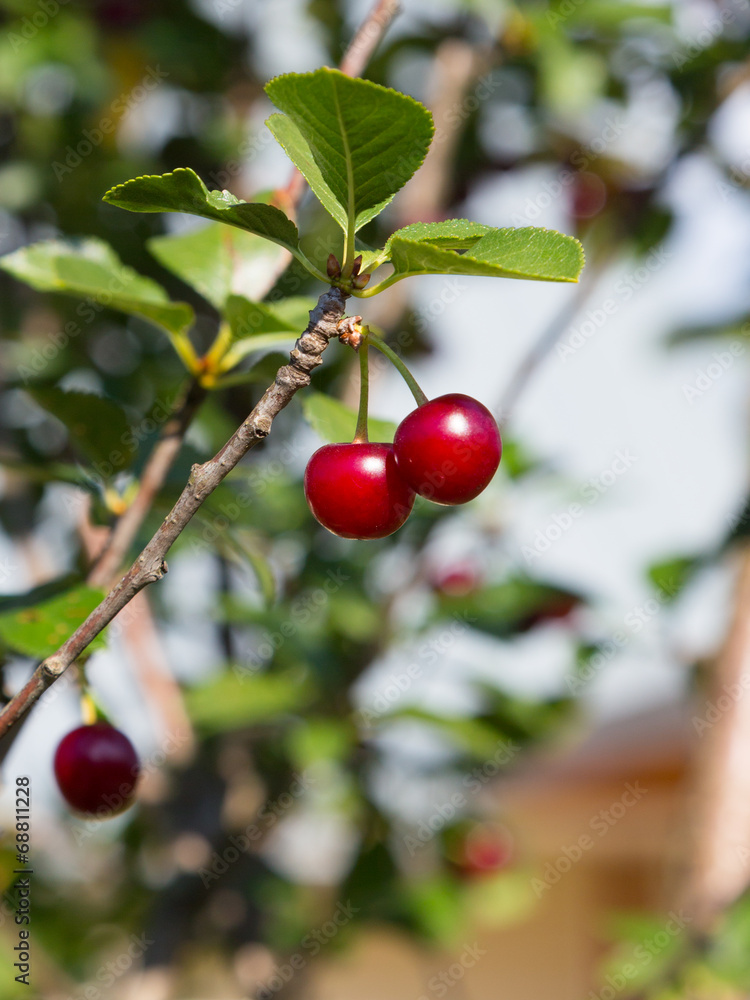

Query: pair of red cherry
left=54, top=723, right=140, bottom=817
left=304, top=393, right=502, bottom=539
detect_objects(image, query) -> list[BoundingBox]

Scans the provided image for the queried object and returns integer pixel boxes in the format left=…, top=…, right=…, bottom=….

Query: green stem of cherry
left=353, top=336, right=370, bottom=443
left=365, top=329, right=428, bottom=407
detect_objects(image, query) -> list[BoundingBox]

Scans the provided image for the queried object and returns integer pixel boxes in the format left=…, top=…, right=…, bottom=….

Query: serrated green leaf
left=103, top=167, right=301, bottom=257
left=265, top=68, right=434, bottom=233
left=0, top=585, right=106, bottom=658
left=267, top=112, right=347, bottom=230
left=0, top=238, right=194, bottom=336
left=302, top=391, right=396, bottom=444
left=387, top=227, right=585, bottom=284
left=148, top=222, right=287, bottom=310
left=28, top=387, right=137, bottom=473
left=385, top=220, right=493, bottom=254
left=185, top=668, right=313, bottom=732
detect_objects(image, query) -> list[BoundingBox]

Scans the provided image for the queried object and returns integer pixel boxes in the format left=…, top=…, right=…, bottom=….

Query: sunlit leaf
left=0, top=585, right=106, bottom=658
left=266, top=68, right=434, bottom=232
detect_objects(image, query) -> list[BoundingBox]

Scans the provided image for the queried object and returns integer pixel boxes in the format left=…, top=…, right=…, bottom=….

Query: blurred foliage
left=0, top=0, right=748, bottom=997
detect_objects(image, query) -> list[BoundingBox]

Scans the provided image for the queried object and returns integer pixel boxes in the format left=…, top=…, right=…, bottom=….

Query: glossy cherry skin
left=304, top=442, right=415, bottom=539
left=393, top=394, right=501, bottom=505
left=54, top=723, right=140, bottom=816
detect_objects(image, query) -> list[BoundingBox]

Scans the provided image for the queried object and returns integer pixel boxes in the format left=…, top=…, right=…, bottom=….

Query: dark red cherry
left=461, top=824, right=514, bottom=877
left=54, top=723, right=140, bottom=816
left=304, top=442, right=415, bottom=539
left=571, top=171, right=607, bottom=221
left=393, top=394, right=501, bottom=505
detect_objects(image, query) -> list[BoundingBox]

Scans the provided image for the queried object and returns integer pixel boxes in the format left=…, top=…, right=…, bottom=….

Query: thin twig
left=0, top=288, right=348, bottom=742
left=281, top=0, right=401, bottom=203
left=88, top=0, right=403, bottom=585
left=0, top=0, right=400, bottom=751
left=339, top=0, right=401, bottom=78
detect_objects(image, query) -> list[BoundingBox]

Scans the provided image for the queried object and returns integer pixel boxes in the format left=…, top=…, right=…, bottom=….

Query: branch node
left=338, top=315, right=364, bottom=349
left=41, top=657, right=65, bottom=681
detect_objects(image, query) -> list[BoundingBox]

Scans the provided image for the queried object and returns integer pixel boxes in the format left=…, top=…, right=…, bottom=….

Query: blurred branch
left=79, top=508, right=195, bottom=761
left=281, top=0, right=402, bottom=207
left=682, top=546, right=750, bottom=931
left=339, top=0, right=401, bottom=78
left=120, top=591, right=195, bottom=763
left=0, top=287, right=348, bottom=743
left=87, top=378, right=208, bottom=588
left=0, top=0, right=401, bottom=754
left=398, top=39, right=492, bottom=225
left=365, top=37, right=493, bottom=349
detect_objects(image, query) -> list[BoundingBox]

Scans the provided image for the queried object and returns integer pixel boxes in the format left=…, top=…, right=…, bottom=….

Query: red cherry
left=393, top=394, right=501, bottom=505
left=304, top=442, right=415, bottom=539
left=461, top=825, right=513, bottom=878
left=571, top=171, right=607, bottom=221
left=430, top=561, right=483, bottom=596
left=54, top=723, right=140, bottom=816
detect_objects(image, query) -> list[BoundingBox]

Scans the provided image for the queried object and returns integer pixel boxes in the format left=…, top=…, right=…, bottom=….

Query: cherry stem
left=353, top=336, right=370, bottom=443
left=81, top=690, right=98, bottom=726
left=365, top=330, right=428, bottom=407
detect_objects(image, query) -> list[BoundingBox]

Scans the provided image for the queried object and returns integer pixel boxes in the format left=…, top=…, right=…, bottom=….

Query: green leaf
left=215, top=352, right=290, bottom=388
left=404, top=877, right=466, bottom=946
left=265, top=68, right=434, bottom=233
left=435, top=579, right=577, bottom=639
left=216, top=528, right=277, bottom=609
left=103, top=167, right=301, bottom=256
left=185, top=668, right=313, bottom=732
left=225, top=295, right=299, bottom=341
left=647, top=556, right=700, bottom=601
left=302, top=391, right=397, bottom=444
left=387, top=227, right=585, bottom=284
left=286, top=718, right=353, bottom=769
left=0, top=238, right=194, bottom=336
left=385, top=220, right=493, bottom=254
left=266, top=296, right=316, bottom=331
left=387, top=709, right=507, bottom=758
left=0, top=455, right=93, bottom=488
left=148, top=222, right=287, bottom=310
left=28, top=387, right=137, bottom=473
left=0, top=573, right=83, bottom=615
left=327, top=592, right=382, bottom=642
left=214, top=295, right=304, bottom=371
left=0, top=585, right=106, bottom=658
left=552, top=2, right=672, bottom=30
left=266, top=112, right=346, bottom=230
